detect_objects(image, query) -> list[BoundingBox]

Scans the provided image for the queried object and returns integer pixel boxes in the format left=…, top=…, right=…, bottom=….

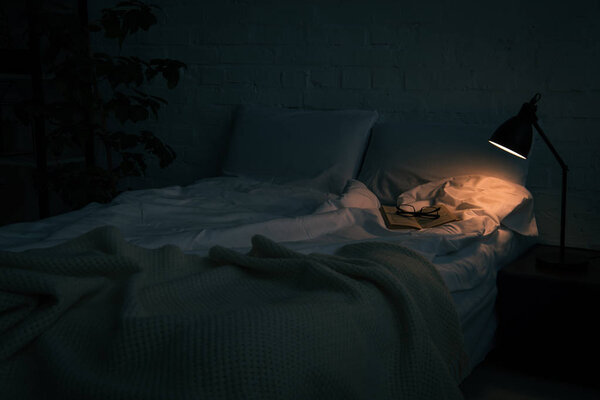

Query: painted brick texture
left=89, top=0, right=600, bottom=250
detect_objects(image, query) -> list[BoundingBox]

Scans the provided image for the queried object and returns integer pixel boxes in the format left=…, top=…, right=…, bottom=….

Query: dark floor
left=460, top=354, right=600, bottom=400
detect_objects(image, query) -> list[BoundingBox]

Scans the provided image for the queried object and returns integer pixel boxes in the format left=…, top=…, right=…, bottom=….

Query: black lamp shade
left=488, top=115, right=533, bottom=159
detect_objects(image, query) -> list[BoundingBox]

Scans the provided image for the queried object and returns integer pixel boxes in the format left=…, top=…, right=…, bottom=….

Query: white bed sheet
left=0, top=175, right=537, bottom=372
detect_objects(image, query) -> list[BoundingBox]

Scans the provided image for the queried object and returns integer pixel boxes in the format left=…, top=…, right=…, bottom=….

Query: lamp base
left=535, top=247, right=588, bottom=272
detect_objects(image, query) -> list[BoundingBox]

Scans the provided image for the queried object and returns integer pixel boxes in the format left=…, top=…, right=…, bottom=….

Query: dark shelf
left=494, top=244, right=600, bottom=387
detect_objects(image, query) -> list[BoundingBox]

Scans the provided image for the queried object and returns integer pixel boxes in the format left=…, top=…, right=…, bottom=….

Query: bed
left=0, top=105, right=537, bottom=399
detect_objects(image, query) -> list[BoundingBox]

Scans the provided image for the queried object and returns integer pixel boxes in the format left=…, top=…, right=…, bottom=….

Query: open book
left=379, top=204, right=458, bottom=230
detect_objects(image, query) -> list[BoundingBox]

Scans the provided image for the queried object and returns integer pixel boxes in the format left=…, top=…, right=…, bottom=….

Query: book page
left=380, top=205, right=422, bottom=229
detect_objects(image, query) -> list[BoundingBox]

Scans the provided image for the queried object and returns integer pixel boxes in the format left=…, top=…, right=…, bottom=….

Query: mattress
left=0, top=175, right=537, bottom=373
left=436, top=228, right=535, bottom=371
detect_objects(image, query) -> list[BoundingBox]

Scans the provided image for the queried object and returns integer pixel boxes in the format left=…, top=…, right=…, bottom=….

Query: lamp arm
left=532, top=121, right=568, bottom=172
left=533, top=121, right=567, bottom=262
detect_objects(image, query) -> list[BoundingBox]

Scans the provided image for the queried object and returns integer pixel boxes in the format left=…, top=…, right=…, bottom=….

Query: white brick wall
left=89, top=0, right=600, bottom=250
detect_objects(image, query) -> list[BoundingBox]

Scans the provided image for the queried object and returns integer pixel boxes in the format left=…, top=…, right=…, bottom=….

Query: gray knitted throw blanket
left=0, top=226, right=467, bottom=399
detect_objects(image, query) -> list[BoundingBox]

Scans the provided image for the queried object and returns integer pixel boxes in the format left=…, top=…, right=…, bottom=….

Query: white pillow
left=358, top=121, right=529, bottom=205
left=222, top=105, right=378, bottom=193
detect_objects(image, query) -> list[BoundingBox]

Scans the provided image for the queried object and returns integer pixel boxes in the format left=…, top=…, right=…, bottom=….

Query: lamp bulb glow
left=488, top=140, right=528, bottom=159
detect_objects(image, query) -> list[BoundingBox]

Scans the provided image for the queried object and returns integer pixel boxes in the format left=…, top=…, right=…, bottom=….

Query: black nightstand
left=494, top=244, right=600, bottom=386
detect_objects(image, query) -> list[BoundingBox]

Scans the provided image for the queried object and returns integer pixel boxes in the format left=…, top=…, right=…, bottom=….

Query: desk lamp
left=489, top=93, right=587, bottom=270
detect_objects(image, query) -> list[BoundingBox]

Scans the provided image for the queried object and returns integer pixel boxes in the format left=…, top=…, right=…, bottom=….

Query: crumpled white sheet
left=0, top=175, right=536, bottom=259
left=280, top=175, right=537, bottom=260
left=398, top=175, right=537, bottom=237
left=0, top=173, right=537, bottom=294
left=0, top=177, right=336, bottom=252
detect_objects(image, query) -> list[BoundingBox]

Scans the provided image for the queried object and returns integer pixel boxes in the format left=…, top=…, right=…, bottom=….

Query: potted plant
left=17, top=0, right=186, bottom=209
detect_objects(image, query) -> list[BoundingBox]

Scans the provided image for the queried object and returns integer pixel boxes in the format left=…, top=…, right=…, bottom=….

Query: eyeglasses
left=395, top=204, right=441, bottom=219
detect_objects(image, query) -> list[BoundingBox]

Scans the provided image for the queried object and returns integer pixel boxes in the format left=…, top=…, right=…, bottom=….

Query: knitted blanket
left=0, top=226, right=467, bottom=399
